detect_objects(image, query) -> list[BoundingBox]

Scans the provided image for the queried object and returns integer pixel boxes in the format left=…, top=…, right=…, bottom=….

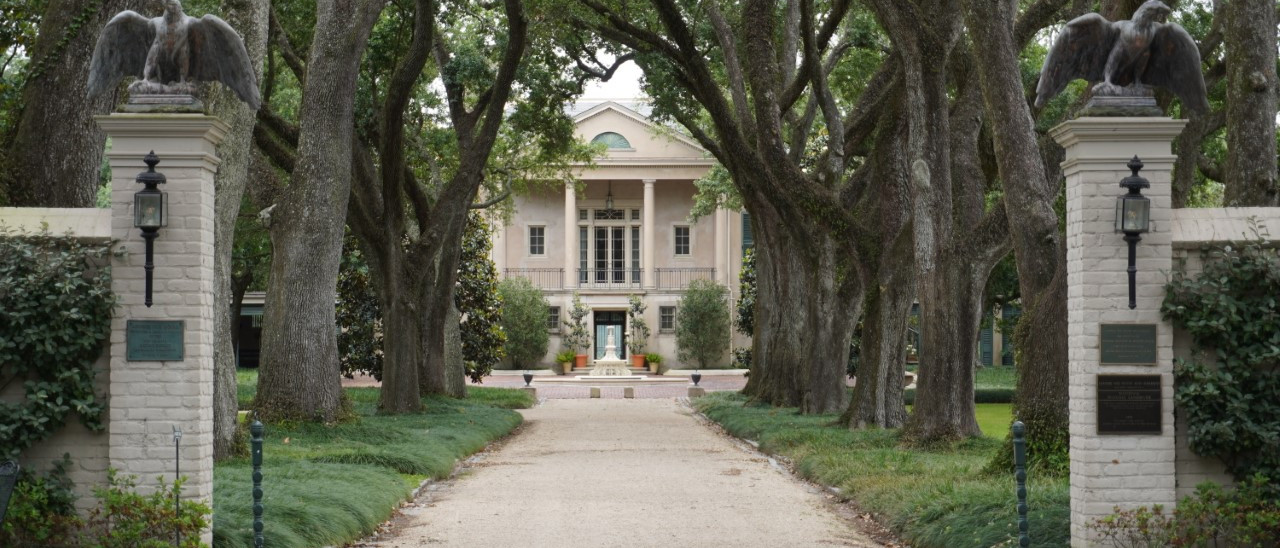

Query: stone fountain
left=588, top=326, right=632, bottom=377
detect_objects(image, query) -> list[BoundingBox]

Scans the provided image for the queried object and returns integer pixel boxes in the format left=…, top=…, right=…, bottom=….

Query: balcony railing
left=504, top=267, right=716, bottom=290
left=504, top=268, right=563, bottom=289
left=656, top=267, right=715, bottom=289
left=576, top=268, right=642, bottom=289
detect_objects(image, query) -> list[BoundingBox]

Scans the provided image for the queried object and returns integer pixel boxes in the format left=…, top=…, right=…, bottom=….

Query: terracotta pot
left=574, top=354, right=588, bottom=367
left=631, top=354, right=647, bottom=368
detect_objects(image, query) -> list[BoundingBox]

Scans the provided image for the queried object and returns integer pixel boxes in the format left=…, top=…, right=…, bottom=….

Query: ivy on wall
left=0, top=227, right=115, bottom=460
left=1162, top=221, right=1280, bottom=484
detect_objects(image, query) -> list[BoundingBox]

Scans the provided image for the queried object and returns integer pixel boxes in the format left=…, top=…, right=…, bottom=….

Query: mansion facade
left=492, top=102, right=749, bottom=369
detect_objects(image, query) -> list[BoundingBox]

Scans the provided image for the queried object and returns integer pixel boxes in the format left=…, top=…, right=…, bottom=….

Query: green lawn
left=214, top=372, right=533, bottom=548
left=695, top=393, right=1068, bottom=547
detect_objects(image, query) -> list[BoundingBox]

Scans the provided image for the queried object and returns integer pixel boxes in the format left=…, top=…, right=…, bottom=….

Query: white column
left=564, top=182, right=576, bottom=288
left=1052, top=117, right=1185, bottom=547
left=98, top=113, right=227, bottom=546
left=714, top=207, right=727, bottom=285
left=643, top=179, right=656, bottom=288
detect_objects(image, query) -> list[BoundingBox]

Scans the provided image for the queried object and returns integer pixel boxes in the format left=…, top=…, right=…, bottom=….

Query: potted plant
left=562, top=292, right=592, bottom=367
left=645, top=352, right=663, bottom=374
left=555, top=350, right=575, bottom=375
left=626, top=294, right=650, bottom=369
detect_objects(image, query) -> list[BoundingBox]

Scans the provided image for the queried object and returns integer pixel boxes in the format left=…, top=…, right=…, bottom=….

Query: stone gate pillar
left=97, top=113, right=227, bottom=545
left=1051, top=117, right=1185, bottom=546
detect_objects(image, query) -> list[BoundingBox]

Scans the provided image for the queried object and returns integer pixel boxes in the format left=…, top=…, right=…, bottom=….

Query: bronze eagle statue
left=87, top=0, right=259, bottom=109
left=1035, top=0, right=1208, bottom=114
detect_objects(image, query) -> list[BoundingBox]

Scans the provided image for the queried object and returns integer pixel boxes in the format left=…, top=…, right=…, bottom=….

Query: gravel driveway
left=357, top=398, right=882, bottom=547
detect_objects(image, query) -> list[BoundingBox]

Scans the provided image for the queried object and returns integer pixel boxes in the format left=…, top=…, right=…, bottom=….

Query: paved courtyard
left=356, top=398, right=882, bottom=547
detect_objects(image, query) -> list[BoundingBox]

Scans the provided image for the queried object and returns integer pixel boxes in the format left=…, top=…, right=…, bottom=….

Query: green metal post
left=251, top=420, right=264, bottom=548
left=1012, top=420, right=1029, bottom=547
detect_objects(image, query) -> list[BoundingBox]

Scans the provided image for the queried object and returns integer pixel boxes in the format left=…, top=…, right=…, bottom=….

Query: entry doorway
left=593, top=310, right=627, bottom=360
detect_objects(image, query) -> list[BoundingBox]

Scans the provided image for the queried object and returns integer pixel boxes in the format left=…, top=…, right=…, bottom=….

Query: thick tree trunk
left=210, top=0, right=269, bottom=462
left=418, top=207, right=471, bottom=398
left=845, top=102, right=913, bottom=430
left=906, top=251, right=988, bottom=439
left=2, top=0, right=145, bottom=207
left=846, top=231, right=913, bottom=429
left=378, top=271, right=423, bottom=413
left=255, top=0, right=386, bottom=423
left=444, top=303, right=467, bottom=397
left=742, top=208, right=860, bottom=414
left=1223, top=0, right=1279, bottom=206
left=963, top=0, right=1070, bottom=469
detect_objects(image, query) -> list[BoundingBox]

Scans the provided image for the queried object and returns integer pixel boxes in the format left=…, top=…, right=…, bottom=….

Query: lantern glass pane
left=135, top=193, right=163, bottom=228
left=1121, top=196, right=1150, bottom=233
left=1115, top=197, right=1124, bottom=233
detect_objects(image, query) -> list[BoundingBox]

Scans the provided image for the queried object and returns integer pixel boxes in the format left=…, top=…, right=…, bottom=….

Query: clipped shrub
left=903, top=387, right=1014, bottom=405
left=499, top=277, right=550, bottom=369
left=676, top=279, right=730, bottom=369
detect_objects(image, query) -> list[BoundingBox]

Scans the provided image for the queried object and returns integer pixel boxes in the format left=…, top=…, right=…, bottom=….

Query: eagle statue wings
left=1035, top=0, right=1208, bottom=114
left=88, top=0, right=260, bottom=109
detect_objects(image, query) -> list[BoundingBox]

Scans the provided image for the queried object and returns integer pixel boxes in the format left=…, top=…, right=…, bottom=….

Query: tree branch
left=705, top=2, right=755, bottom=138
left=270, top=6, right=307, bottom=84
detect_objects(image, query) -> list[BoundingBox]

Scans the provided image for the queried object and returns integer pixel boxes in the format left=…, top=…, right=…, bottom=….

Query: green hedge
left=903, top=387, right=1014, bottom=405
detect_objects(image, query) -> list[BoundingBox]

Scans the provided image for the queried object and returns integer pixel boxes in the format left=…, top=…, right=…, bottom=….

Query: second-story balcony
left=577, top=268, right=643, bottom=289
left=655, top=267, right=715, bottom=289
left=504, top=268, right=564, bottom=289
left=503, top=267, right=717, bottom=291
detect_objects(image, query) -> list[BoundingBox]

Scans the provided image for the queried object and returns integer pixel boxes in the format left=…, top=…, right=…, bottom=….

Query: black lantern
left=691, top=370, right=702, bottom=387
left=134, top=151, right=168, bottom=307
left=604, top=181, right=616, bottom=214
left=1115, top=156, right=1150, bottom=310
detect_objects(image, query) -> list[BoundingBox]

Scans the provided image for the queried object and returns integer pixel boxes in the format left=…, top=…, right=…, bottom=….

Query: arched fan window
left=590, top=132, right=632, bottom=149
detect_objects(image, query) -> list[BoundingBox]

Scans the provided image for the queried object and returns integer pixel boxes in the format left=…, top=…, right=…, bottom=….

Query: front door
left=593, top=310, right=627, bottom=360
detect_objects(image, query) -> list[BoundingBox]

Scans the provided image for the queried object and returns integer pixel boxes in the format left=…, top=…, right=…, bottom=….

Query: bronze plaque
left=1097, top=374, right=1162, bottom=435
left=1100, top=323, right=1157, bottom=366
left=126, top=320, right=184, bottom=361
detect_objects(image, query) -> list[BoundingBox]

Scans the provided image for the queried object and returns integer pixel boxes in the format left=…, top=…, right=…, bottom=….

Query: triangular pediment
left=573, top=101, right=709, bottom=161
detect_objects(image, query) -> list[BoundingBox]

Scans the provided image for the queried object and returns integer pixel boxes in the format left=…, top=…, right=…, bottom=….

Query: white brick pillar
left=1051, top=117, right=1185, bottom=546
left=97, top=113, right=227, bottom=546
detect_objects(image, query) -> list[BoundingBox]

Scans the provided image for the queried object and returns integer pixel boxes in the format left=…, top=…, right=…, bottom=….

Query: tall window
left=529, top=226, right=545, bottom=255
left=547, top=306, right=561, bottom=331
left=659, top=306, right=676, bottom=332
left=741, top=212, right=753, bottom=255
left=674, top=226, right=691, bottom=256
left=577, top=198, right=642, bottom=285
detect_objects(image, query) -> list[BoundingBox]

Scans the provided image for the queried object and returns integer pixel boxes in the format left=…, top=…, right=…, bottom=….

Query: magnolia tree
left=676, top=279, right=730, bottom=369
